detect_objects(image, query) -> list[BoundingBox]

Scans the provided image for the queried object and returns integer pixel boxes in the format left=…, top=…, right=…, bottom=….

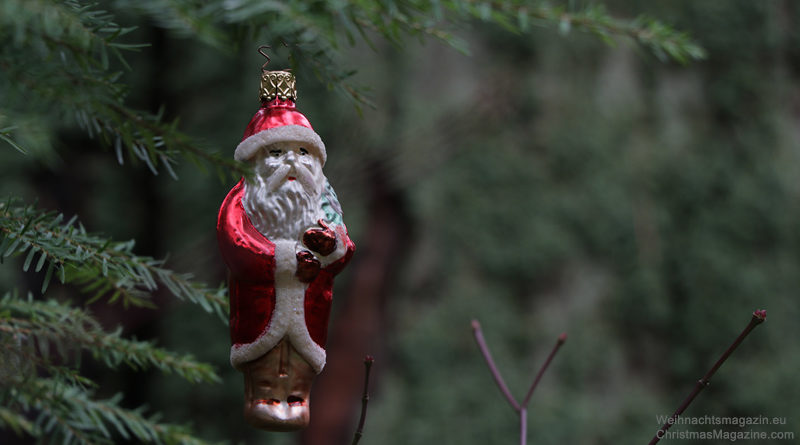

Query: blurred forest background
left=1, top=0, right=798, bottom=444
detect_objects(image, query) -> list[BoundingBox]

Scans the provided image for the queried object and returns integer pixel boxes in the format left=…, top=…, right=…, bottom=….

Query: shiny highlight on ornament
left=242, top=339, right=315, bottom=431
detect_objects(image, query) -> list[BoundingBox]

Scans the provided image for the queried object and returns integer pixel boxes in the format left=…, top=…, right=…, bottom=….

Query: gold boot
left=241, top=338, right=316, bottom=431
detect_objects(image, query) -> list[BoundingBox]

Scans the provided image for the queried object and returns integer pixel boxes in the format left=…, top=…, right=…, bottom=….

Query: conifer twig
left=351, top=355, right=374, bottom=445
left=0, top=295, right=220, bottom=384
left=0, top=200, right=229, bottom=319
left=649, top=310, right=767, bottom=445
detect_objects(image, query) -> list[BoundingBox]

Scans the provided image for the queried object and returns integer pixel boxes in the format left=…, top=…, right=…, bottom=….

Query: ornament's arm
left=317, top=226, right=355, bottom=273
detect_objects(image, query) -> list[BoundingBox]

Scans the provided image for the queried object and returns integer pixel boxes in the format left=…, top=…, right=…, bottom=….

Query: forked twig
left=522, top=332, right=567, bottom=408
left=472, top=320, right=566, bottom=445
left=351, top=355, right=374, bottom=445
left=649, top=309, right=767, bottom=445
left=471, top=320, right=521, bottom=412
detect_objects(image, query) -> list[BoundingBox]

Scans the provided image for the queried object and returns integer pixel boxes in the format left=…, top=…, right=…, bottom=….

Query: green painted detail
left=320, top=180, right=344, bottom=226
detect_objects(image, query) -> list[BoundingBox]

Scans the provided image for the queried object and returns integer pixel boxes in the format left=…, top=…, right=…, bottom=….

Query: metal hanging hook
left=258, top=42, right=295, bottom=72
left=258, top=45, right=271, bottom=71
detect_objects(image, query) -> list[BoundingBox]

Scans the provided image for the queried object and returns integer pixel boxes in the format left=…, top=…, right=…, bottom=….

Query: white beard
left=242, top=175, right=323, bottom=241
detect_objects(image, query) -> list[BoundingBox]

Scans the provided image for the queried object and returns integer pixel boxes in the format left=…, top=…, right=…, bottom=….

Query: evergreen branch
left=2, top=0, right=141, bottom=64
left=0, top=329, right=96, bottom=392
left=103, top=102, right=248, bottom=180
left=9, top=378, right=217, bottom=445
left=0, top=406, right=38, bottom=438
left=0, top=295, right=220, bottom=384
left=515, top=3, right=706, bottom=63
left=0, top=199, right=229, bottom=320
left=220, top=0, right=462, bottom=106
left=4, top=0, right=704, bottom=128
left=1, top=0, right=141, bottom=104
left=0, top=128, right=28, bottom=155
left=1, top=0, right=246, bottom=179
left=119, top=0, right=231, bottom=49
left=28, top=0, right=702, bottom=111
left=436, top=1, right=706, bottom=63
left=219, top=0, right=703, bottom=106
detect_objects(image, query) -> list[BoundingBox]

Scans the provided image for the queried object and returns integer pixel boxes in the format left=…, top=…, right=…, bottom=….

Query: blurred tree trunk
left=301, top=163, right=409, bottom=445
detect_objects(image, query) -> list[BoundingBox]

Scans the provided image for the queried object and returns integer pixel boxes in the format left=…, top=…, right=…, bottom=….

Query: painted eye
left=269, top=149, right=282, bottom=157
left=299, top=147, right=308, bottom=155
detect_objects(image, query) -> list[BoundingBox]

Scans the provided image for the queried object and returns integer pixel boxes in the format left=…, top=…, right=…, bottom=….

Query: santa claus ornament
left=217, top=62, right=355, bottom=431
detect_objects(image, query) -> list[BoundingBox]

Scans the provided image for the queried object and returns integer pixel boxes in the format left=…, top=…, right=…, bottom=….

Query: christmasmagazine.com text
left=655, top=415, right=795, bottom=442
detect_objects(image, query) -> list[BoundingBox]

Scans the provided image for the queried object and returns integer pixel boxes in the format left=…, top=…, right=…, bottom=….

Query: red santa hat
left=234, top=72, right=326, bottom=164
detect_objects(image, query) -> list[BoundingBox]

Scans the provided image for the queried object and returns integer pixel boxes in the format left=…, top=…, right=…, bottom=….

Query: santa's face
left=242, top=141, right=325, bottom=240
left=252, top=141, right=324, bottom=199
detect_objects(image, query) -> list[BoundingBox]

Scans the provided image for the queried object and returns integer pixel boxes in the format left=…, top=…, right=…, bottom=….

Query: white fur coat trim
left=234, top=125, right=326, bottom=164
left=229, top=240, right=326, bottom=373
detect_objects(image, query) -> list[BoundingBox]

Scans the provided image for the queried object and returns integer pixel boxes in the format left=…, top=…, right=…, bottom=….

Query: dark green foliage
left=367, top=2, right=798, bottom=443
left=116, top=0, right=707, bottom=110
left=0, top=0, right=722, bottom=444
left=1, top=0, right=246, bottom=178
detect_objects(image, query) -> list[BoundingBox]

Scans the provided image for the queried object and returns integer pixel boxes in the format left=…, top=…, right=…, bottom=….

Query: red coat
left=217, top=179, right=355, bottom=372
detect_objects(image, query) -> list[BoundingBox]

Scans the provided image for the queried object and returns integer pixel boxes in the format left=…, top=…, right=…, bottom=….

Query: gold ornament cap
left=260, top=70, right=297, bottom=102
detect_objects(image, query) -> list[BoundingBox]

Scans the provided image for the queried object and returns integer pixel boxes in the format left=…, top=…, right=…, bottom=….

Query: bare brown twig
left=648, top=309, right=767, bottom=445
left=351, top=355, right=374, bottom=445
left=522, top=332, right=567, bottom=408
left=471, top=320, right=567, bottom=445
left=471, top=320, right=521, bottom=412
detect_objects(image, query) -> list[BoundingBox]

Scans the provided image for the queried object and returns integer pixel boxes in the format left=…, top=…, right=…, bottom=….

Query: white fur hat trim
left=234, top=125, right=326, bottom=164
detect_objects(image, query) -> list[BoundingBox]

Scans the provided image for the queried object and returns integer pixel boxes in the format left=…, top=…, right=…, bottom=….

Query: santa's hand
left=295, top=250, right=321, bottom=283
left=302, top=219, right=337, bottom=256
